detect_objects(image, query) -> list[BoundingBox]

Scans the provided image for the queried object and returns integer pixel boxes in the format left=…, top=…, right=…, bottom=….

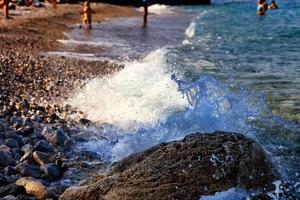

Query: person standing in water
left=81, top=0, right=95, bottom=30
left=268, top=0, right=278, bottom=9
left=0, top=0, right=10, bottom=19
left=142, top=0, right=148, bottom=28
left=257, top=0, right=268, bottom=15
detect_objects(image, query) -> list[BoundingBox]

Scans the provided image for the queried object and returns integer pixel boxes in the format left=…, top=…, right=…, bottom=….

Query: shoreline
left=0, top=3, right=139, bottom=104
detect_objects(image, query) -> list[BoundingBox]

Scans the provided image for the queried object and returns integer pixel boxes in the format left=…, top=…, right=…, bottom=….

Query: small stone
left=30, top=115, right=42, bottom=123
left=33, top=140, right=53, bottom=153
left=64, top=139, right=75, bottom=149
left=32, top=151, right=51, bottom=166
left=20, top=152, right=33, bottom=163
left=252, top=194, right=272, bottom=200
left=0, top=150, right=16, bottom=167
left=10, top=116, right=19, bottom=126
left=15, top=177, right=51, bottom=199
left=5, top=138, right=19, bottom=148
left=40, top=163, right=61, bottom=181
left=0, top=122, right=5, bottom=132
left=0, top=144, right=11, bottom=152
left=48, top=129, right=68, bottom=146
left=23, top=117, right=33, bottom=127
left=79, top=118, right=91, bottom=126
left=4, top=166, right=18, bottom=176
left=21, top=143, right=33, bottom=154
left=6, top=175, right=22, bottom=183
left=15, top=126, right=34, bottom=136
left=0, top=183, right=26, bottom=198
left=13, top=153, right=22, bottom=161
left=10, top=134, right=23, bottom=147
left=1, top=195, right=17, bottom=200
left=12, top=122, right=22, bottom=130
left=0, top=174, right=9, bottom=186
left=16, top=163, right=42, bottom=178
left=0, top=133, right=5, bottom=139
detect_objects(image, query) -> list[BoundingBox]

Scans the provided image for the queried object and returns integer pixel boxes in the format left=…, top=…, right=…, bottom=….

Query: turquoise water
left=179, top=0, right=300, bottom=122
left=51, top=0, right=300, bottom=198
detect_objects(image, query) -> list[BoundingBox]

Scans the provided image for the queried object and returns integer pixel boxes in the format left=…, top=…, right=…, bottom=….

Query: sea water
left=48, top=0, right=300, bottom=198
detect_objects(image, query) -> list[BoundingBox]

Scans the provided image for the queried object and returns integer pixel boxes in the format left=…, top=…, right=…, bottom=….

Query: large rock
left=15, top=177, right=51, bottom=199
left=60, top=132, right=277, bottom=200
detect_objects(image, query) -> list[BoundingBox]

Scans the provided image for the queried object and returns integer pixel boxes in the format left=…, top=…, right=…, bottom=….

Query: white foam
left=67, top=48, right=189, bottom=130
left=137, top=4, right=175, bottom=15
left=57, top=39, right=115, bottom=47
left=200, top=188, right=252, bottom=200
left=185, top=21, right=196, bottom=39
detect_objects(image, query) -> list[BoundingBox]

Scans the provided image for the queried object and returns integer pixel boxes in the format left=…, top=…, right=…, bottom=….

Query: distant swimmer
left=268, top=0, right=278, bottom=9
left=142, top=0, right=148, bottom=28
left=81, top=0, right=95, bottom=30
left=257, top=0, right=267, bottom=15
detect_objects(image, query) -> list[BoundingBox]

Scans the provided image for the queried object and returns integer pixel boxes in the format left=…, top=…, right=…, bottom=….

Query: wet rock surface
left=60, top=132, right=278, bottom=200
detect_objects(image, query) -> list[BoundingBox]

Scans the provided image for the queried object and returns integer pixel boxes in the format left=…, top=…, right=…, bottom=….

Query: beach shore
left=0, top=3, right=138, bottom=103
left=0, top=4, right=139, bottom=199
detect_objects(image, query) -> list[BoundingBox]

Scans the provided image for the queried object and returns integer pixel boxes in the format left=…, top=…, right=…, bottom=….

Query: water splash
left=185, top=21, right=196, bottom=39
left=67, top=48, right=189, bottom=130
left=73, top=72, right=268, bottom=161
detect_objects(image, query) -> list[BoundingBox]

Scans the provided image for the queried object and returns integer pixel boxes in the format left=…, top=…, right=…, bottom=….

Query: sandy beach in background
left=0, top=3, right=138, bottom=104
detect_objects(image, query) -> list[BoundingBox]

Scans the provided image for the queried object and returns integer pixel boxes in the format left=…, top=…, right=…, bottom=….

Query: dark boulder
left=60, top=132, right=277, bottom=200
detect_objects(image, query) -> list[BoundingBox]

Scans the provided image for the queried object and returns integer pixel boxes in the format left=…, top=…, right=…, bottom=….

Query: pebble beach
left=0, top=3, right=138, bottom=199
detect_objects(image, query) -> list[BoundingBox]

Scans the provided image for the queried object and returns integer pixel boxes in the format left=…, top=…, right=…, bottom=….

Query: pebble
left=5, top=138, right=19, bottom=148
left=32, top=151, right=51, bottom=166
left=16, top=163, right=43, bottom=178
left=16, top=177, right=51, bottom=199
left=41, top=163, right=61, bottom=181
left=4, top=166, right=18, bottom=176
left=0, top=183, right=26, bottom=198
left=33, top=140, right=54, bottom=153
left=48, top=129, right=68, bottom=146
left=0, top=150, right=16, bottom=167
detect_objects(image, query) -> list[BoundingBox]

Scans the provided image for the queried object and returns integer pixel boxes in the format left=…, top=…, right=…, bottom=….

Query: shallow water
left=49, top=1, right=300, bottom=198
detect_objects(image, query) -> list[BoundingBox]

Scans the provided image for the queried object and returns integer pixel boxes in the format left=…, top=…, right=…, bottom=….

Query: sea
left=48, top=0, right=300, bottom=199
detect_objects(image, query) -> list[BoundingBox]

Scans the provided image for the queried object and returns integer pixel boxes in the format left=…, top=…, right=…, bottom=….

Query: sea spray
left=185, top=21, right=196, bottom=39
left=73, top=73, right=265, bottom=161
left=67, top=48, right=189, bottom=130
